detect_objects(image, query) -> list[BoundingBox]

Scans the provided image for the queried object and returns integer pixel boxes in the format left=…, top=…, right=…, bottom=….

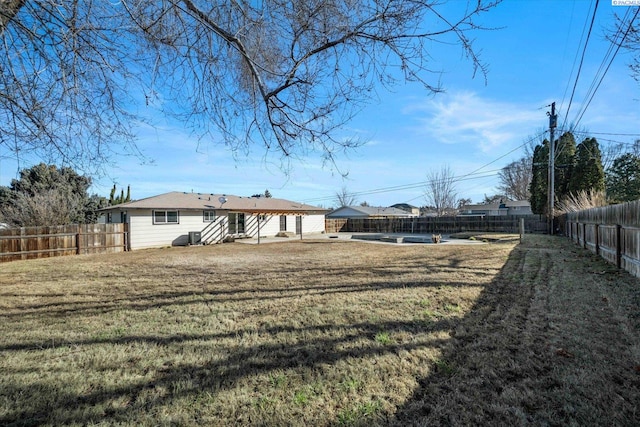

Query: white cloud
left=406, top=91, right=542, bottom=152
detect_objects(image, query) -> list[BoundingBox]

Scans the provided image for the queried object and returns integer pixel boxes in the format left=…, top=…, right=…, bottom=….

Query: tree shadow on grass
left=9, top=239, right=616, bottom=425
left=390, top=240, right=541, bottom=426
left=0, top=245, right=515, bottom=426
left=3, top=275, right=460, bottom=324
left=1, top=249, right=481, bottom=323
left=1, top=316, right=454, bottom=425
left=390, top=237, right=640, bottom=426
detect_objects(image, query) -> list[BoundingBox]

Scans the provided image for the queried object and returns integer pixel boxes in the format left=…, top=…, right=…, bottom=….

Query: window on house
left=203, top=210, right=216, bottom=222
left=280, top=215, right=287, bottom=231
left=153, top=210, right=179, bottom=224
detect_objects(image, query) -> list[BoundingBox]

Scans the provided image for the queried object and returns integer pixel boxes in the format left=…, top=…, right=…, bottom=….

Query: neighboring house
left=100, top=191, right=328, bottom=250
left=326, top=206, right=418, bottom=219
left=420, top=207, right=439, bottom=217
left=458, top=200, right=533, bottom=216
left=390, top=203, right=420, bottom=216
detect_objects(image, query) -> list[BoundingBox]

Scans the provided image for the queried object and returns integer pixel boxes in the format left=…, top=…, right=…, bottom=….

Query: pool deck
left=237, top=232, right=489, bottom=245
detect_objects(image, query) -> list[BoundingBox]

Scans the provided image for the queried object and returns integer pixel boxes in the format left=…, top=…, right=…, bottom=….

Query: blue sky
left=1, top=0, right=639, bottom=208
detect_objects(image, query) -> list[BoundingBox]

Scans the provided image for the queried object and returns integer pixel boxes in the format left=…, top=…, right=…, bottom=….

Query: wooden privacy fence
left=326, top=215, right=547, bottom=235
left=0, top=223, right=128, bottom=262
left=325, top=219, right=348, bottom=233
left=564, top=200, right=640, bottom=278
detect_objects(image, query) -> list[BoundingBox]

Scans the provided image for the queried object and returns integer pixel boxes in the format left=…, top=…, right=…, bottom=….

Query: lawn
left=1, top=235, right=639, bottom=426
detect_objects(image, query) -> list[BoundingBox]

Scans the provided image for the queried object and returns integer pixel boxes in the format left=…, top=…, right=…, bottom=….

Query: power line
left=462, top=131, right=546, bottom=179
left=303, top=169, right=504, bottom=204
left=304, top=131, right=548, bottom=206
left=571, top=7, right=639, bottom=130
left=561, top=0, right=600, bottom=131
left=559, top=0, right=588, bottom=113
left=559, top=0, right=581, bottom=113
left=568, top=130, right=640, bottom=146
left=576, top=131, right=640, bottom=137
left=552, top=125, right=640, bottom=162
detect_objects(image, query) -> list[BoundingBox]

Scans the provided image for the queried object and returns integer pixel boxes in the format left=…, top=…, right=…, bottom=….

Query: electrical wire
left=561, top=0, right=599, bottom=131
left=302, top=169, right=503, bottom=204
left=579, top=131, right=640, bottom=137
left=567, top=8, right=638, bottom=132
left=559, top=0, right=581, bottom=113
left=311, top=5, right=638, bottom=208
left=303, top=131, right=548, bottom=206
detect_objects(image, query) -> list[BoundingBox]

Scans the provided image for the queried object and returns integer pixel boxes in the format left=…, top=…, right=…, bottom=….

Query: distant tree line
left=416, top=131, right=640, bottom=218
left=251, top=190, right=272, bottom=198
left=528, top=132, right=640, bottom=215
left=0, top=163, right=131, bottom=227
left=109, top=184, right=131, bottom=205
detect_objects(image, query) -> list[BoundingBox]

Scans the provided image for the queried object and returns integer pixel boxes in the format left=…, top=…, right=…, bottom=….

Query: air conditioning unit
left=188, top=231, right=202, bottom=245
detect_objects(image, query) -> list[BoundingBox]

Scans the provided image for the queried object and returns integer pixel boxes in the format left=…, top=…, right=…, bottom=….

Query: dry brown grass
left=1, top=236, right=639, bottom=426
left=556, top=189, right=608, bottom=215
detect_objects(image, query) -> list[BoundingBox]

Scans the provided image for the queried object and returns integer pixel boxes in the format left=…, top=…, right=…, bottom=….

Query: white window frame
left=153, top=210, right=179, bottom=224
left=228, top=212, right=246, bottom=234
left=203, top=210, right=216, bottom=222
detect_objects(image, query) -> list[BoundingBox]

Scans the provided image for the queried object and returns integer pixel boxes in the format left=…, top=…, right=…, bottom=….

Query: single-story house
left=458, top=200, right=533, bottom=216
left=390, top=203, right=420, bottom=216
left=100, top=191, right=328, bottom=250
left=326, top=206, right=418, bottom=219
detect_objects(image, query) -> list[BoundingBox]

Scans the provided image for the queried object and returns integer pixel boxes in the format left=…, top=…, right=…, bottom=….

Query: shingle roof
left=504, top=200, right=531, bottom=207
left=352, top=206, right=415, bottom=216
left=102, top=192, right=327, bottom=214
left=327, top=206, right=416, bottom=218
left=390, top=203, right=418, bottom=210
left=464, top=200, right=531, bottom=211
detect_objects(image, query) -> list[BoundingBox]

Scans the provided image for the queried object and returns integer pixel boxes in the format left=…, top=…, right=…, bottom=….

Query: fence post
left=594, top=224, right=599, bottom=255
left=20, top=227, right=26, bottom=261
left=76, top=224, right=82, bottom=255
left=124, top=223, right=129, bottom=251
left=583, top=223, right=587, bottom=249
left=616, top=224, right=622, bottom=269
left=519, top=218, right=525, bottom=241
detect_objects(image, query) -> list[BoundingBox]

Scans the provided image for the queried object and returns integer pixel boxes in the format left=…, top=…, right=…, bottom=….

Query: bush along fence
left=0, top=223, right=128, bottom=263
left=326, top=215, right=547, bottom=235
left=564, top=200, right=640, bottom=278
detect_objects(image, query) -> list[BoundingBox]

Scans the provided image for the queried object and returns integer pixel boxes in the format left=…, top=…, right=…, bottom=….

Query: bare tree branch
left=0, top=0, right=24, bottom=34
left=1, top=0, right=500, bottom=174
left=424, top=165, right=457, bottom=216
left=334, top=186, right=358, bottom=207
left=1, top=1, right=142, bottom=175
left=609, top=9, right=640, bottom=82
left=498, top=157, right=532, bottom=201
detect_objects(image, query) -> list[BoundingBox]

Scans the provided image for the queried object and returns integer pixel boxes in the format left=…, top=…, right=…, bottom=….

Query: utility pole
left=548, top=102, right=557, bottom=235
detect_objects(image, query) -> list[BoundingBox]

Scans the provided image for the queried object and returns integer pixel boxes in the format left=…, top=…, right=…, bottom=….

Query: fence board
left=325, top=215, right=546, bottom=235
left=565, top=200, right=640, bottom=278
left=0, top=224, right=128, bottom=262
